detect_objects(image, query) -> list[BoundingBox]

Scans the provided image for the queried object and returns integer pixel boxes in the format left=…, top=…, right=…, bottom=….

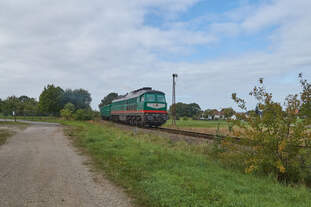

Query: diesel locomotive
left=100, top=87, right=168, bottom=127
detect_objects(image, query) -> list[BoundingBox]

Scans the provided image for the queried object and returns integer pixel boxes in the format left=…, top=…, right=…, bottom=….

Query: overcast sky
left=0, top=0, right=310, bottom=110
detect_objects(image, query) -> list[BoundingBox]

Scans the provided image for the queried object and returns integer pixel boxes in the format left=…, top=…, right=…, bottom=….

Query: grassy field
left=163, top=119, right=233, bottom=135
left=63, top=120, right=311, bottom=207
left=164, top=119, right=228, bottom=128
left=0, top=121, right=28, bottom=145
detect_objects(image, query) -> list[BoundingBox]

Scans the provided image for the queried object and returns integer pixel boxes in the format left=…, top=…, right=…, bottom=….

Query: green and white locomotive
left=100, top=87, right=168, bottom=127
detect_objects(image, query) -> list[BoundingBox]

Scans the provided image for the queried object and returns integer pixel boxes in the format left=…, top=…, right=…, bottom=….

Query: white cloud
left=0, top=0, right=310, bottom=111
left=241, top=0, right=311, bottom=32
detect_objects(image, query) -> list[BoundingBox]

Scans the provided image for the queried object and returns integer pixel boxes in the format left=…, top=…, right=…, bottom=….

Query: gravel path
left=0, top=124, right=132, bottom=207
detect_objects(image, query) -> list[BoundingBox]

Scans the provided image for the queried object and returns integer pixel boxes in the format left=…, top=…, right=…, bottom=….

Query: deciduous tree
left=99, top=92, right=119, bottom=107
left=221, top=108, right=235, bottom=119
left=39, top=84, right=64, bottom=116
left=62, top=89, right=92, bottom=110
left=1, top=96, right=19, bottom=116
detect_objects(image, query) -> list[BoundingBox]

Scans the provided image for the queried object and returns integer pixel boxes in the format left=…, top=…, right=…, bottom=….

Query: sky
left=0, top=0, right=311, bottom=111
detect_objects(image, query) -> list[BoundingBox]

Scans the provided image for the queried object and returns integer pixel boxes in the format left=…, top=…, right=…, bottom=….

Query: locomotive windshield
left=157, top=94, right=166, bottom=102
left=146, top=94, right=156, bottom=101
left=144, top=93, right=166, bottom=102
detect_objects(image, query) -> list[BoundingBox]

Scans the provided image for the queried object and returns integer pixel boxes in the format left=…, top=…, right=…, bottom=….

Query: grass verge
left=0, top=129, right=13, bottom=145
left=164, top=119, right=228, bottom=128
left=64, top=121, right=311, bottom=207
left=0, top=121, right=28, bottom=145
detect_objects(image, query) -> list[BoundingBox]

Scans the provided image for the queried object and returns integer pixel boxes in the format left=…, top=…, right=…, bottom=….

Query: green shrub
left=227, top=77, right=311, bottom=184
left=182, top=116, right=189, bottom=121
left=73, top=109, right=94, bottom=120
left=64, top=102, right=75, bottom=112
left=60, top=103, right=75, bottom=120
left=60, top=108, right=72, bottom=120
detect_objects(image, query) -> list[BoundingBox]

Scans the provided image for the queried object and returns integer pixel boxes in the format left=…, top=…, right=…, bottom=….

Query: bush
left=60, top=108, right=72, bottom=120
left=60, top=103, right=75, bottom=120
left=73, top=109, right=94, bottom=120
left=223, top=77, right=311, bottom=184
left=64, top=102, right=75, bottom=112
left=182, top=117, right=189, bottom=121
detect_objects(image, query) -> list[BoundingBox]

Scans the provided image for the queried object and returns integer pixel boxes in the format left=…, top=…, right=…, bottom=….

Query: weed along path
left=0, top=123, right=131, bottom=207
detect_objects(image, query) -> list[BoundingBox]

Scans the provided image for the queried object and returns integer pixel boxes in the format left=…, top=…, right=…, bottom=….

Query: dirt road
left=0, top=123, right=132, bottom=207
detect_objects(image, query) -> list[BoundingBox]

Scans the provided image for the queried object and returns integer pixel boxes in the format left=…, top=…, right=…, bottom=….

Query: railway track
left=153, top=127, right=310, bottom=148
left=154, top=127, right=242, bottom=142
left=105, top=120, right=244, bottom=143
left=106, top=121, right=309, bottom=148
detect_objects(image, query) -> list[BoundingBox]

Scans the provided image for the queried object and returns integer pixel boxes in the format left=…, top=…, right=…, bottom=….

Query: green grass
left=164, top=119, right=228, bottom=128
left=63, top=121, right=311, bottom=207
left=0, top=129, right=12, bottom=145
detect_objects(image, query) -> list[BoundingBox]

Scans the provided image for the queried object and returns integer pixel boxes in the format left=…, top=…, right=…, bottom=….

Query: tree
left=0, top=98, right=3, bottom=113
left=169, top=102, right=202, bottom=118
left=62, top=89, right=92, bottom=110
left=169, top=102, right=187, bottom=118
left=187, top=103, right=202, bottom=119
left=17, top=96, right=38, bottom=116
left=23, top=100, right=39, bottom=116
left=299, top=73, right=311, bottom=120
left=39, top=85, right=64, bottom=116
left=0, top=96, right=39, bottom=116
left=1, top=96, right=19, bottom=116
left=221, top=108, right=235, bottom=119
left=99, top=92, right=119, bottom=107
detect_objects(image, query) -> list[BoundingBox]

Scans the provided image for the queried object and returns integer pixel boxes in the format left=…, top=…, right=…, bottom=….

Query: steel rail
left=105, top=121, right=309, bottom=148
left=152, top=127, right=242, bottom=142
left=152, top=127, right=309, bottom=148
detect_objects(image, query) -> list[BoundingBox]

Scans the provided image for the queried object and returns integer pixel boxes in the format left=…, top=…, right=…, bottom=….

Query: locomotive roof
left=112, top=87, right=165, bottom=103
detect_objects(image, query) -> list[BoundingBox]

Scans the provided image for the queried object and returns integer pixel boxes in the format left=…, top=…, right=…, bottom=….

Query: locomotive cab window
left=146, top=94, right=155, bottom=102
left=140, top=95, right=145, bottom=102
left=157, top=94, right=165, bottom=102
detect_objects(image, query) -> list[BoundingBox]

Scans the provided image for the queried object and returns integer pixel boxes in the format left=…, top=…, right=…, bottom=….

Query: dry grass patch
left=0, top=121, right=28, bottom=145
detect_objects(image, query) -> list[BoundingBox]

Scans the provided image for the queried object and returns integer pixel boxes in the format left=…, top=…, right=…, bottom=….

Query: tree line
left=0, top=84, right=94, bottom=120
left=168, top=102, right=235, bottom=120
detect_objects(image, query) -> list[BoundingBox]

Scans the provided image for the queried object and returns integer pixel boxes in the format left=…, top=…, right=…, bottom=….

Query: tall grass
left=0, top=129, right=12, bottom=145
left=64, top=121, right=311, bottom=207
left=0, top=121, right=27, bottom=145
left=164, top=119, right=228, bottom=128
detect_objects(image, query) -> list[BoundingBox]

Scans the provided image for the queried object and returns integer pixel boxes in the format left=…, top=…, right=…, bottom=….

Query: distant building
left=208, top=109, right=225, bottom=120
left=230, top=115, right=237, bottom=120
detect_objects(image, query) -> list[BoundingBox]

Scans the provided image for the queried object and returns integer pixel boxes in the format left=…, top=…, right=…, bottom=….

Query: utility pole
left=172, top=73, right=178, bottom=127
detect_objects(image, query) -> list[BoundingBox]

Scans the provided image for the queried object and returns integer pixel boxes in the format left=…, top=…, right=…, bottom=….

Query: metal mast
left=172, top=73, right=178, bottom=126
